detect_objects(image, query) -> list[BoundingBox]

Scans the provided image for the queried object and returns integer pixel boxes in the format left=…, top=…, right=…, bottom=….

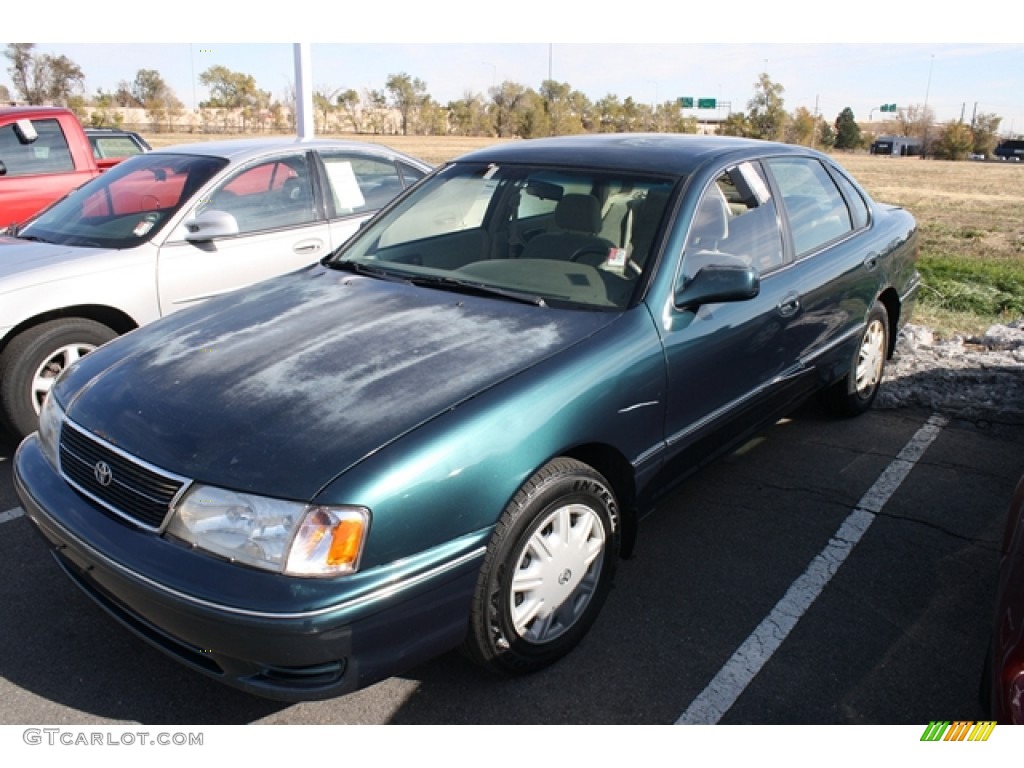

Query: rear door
left=156, top=150, right=331, bottom=313
left=762, top=155, right=876, bottom=380
left=319, top=151, right=427, bottom=249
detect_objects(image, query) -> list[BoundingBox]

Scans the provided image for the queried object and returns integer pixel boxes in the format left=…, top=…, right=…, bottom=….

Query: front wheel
left=822, top=301, right=889, bottom=417
left=463, top=457, right=619, bottom=675
left=0, top=319, right=118, bottom=437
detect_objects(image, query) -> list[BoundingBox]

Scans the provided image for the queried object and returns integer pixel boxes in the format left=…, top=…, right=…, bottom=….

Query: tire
left=0, top=319, right=117, bottom=438
left=822, top=301, right=889, bottom=418
left=463, top=457, right=619, bottom=675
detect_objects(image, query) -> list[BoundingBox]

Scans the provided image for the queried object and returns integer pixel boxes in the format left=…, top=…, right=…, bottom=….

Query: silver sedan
left=0, top=137, right=431, bottom=437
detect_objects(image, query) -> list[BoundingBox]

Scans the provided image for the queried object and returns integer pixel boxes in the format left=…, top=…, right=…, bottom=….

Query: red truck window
left=0, top=118, right=75, bottom=176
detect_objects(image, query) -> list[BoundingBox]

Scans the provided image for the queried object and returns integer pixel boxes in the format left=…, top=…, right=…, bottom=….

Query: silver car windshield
left=331, top=162, right=677, bottom=310
left=20, top=152, right=228, bottom=249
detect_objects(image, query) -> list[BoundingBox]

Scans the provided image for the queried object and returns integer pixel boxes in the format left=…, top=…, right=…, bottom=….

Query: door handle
left=293, top=240, right=324, bottom=254
left=777, top=293, right=801, bottom=318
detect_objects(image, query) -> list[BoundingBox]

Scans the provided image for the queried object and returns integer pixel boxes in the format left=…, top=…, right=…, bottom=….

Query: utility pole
left=293, top=43, right=314, bottom=140
left=922, top=54, right=934, bottom=159
left=812, top=94, right=819, bottom=149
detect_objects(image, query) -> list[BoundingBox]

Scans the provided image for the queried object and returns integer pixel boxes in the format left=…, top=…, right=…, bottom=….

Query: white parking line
left=0, top=506, right=25, bottom=525
left=676, top=413, right=949, bottom=725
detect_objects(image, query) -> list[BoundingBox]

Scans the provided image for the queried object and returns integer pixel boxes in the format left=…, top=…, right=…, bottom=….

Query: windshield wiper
left=17, top=234, right=50, bottom=244
left=409, top=275, right=548, bottom=307
left=327, top=260, right=412, bottom=283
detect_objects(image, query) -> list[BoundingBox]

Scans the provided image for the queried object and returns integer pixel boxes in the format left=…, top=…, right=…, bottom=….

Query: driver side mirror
left=675, top=263, right=760, bottom=309
left=14, top=119, right=38, bottom=145
left=185, top=209, right=239, bottom=242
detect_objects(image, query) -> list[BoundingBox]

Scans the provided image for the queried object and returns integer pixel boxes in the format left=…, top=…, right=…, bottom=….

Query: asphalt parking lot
left=1, top=402, right=1022, bottom=725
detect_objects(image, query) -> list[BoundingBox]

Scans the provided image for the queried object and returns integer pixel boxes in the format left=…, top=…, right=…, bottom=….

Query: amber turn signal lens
left=327, top=518, right=365, bottom=567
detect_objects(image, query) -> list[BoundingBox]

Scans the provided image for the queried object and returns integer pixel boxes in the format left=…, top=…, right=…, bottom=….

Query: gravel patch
left=877, top=320, right=1024, bottom=422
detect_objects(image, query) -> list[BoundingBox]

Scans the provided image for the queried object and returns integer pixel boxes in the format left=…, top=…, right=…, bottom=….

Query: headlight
left=165, top=485, right=369, bottom=577
left=37, top=393, right=64, bottom=469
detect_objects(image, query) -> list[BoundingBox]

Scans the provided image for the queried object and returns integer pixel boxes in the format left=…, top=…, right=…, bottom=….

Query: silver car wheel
left=31, top=342, right=97, bottom=414
left=855, top=319, right=886, bottom=396
left=510, top=502, right=606, bottom=644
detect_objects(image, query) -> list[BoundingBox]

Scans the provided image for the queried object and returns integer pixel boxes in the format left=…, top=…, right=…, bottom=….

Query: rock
left=877, top=321, right=1024, bottom=421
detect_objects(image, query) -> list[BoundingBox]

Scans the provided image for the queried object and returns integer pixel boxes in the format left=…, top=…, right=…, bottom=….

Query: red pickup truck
left=0, top=106, right=117, bottom=230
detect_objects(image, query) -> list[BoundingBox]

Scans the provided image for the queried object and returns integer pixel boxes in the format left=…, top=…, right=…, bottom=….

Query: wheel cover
left=30, top=342, right=96, bottom=414
left=855, top=319, right=886, bottom=397
left=509, top=502, right=606, bottom=644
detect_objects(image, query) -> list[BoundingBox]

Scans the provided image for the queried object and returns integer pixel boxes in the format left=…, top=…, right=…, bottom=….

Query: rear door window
left=766, top=157, right=853, bottom=258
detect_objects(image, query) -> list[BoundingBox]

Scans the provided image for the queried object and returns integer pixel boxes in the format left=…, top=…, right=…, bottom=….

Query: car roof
left=149, top=136, right=430, bottom=168
left=452, top=133, right=813, bottom=177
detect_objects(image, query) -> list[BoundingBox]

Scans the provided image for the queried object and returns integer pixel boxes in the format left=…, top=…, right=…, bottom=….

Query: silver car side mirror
left=185, top=210, right=240, bottom=242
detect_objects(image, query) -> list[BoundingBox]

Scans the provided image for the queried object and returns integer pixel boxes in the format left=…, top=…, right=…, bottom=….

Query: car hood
left=0, top=237, right=116, bottom=292
left=60, top=265, right=619, bottom=500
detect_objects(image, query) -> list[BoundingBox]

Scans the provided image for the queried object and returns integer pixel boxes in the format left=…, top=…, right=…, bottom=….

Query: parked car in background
left=994, top=140, right=1024, bottom=162
left=0, top=106, right=115, bottom=230
left=985, top=472, right=1024, bottom=722
left=83, top=127, right=152, bottom=170
left=0, top=136, right=430, bottom=436
left=15, top=133, right=919, bottom=701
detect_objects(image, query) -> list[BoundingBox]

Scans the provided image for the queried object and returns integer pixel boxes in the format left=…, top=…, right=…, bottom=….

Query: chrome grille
left=59, top=420, right=190, bottom=530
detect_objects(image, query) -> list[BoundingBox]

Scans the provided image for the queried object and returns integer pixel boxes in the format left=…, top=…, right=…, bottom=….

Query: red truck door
left=0, top=111, right=100, bottom=229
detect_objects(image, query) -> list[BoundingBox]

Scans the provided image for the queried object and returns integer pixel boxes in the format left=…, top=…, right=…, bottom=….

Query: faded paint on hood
left=63, top=265, right=618, bottom=500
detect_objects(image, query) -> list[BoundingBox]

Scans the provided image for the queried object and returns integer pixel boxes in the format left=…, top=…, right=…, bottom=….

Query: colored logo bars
left=920, top=721, right=996, bottom=742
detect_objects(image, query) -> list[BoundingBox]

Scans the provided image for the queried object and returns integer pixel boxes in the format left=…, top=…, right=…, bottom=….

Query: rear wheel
left=0, top=319, right=117, bottom=437
left=823, top=301, right=889, bottom=417
left=463, top=457, right=619, bottom=675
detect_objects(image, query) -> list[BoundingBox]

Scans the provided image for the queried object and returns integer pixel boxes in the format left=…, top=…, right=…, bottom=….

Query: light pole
left=922, top=53, right=934, bottom=158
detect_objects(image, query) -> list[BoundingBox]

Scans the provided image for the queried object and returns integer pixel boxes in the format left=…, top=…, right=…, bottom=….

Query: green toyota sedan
left=15, top=134, right=919, bottom=700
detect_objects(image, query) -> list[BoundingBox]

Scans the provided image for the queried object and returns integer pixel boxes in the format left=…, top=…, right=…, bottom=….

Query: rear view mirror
left=14, top=119, right=38, bottom=144
left=185, top=210, right=239, bottom=242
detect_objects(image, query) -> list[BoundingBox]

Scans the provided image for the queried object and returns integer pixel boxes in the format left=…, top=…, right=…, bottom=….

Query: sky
left=4, top=3, right=1023, bottom=134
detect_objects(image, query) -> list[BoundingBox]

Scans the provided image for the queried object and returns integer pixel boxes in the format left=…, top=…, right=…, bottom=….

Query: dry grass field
left=143, top=132, right=1024, bottom=335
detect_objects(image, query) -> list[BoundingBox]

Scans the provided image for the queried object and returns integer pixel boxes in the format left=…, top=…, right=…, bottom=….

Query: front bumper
left=14, top=434, right=486, bottom=701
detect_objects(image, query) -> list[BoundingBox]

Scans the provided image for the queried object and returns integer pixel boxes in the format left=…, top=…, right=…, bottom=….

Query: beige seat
left=520, top=194, right=615, bottom=266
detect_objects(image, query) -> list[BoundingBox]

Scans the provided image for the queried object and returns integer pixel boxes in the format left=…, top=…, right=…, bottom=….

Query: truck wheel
left=0, top=319, right=117, bottom=438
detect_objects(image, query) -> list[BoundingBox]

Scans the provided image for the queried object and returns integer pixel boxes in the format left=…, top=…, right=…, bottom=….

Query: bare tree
left=4, top=43, right=84, bottom=106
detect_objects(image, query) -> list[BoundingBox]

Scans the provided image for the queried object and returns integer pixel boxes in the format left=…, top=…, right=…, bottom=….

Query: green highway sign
left=697, top=98, right=717, bottom=109
left=679, top=97, right=694, bottom=108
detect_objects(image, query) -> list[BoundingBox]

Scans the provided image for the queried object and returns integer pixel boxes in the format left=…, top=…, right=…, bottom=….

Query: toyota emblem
left=94, top=461, right=113, bottom=487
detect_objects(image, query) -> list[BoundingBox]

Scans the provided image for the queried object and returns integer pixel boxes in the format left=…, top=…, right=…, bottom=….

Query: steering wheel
left=569, top=246, right=610, bottom=267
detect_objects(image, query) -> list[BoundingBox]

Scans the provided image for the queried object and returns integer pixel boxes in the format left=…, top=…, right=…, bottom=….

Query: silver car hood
left=0, top=237, right=119, bottom=293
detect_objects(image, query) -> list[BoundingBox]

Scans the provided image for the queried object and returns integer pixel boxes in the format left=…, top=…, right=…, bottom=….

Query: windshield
left=20, top=152, right=228, bottom=249
left=330, top=162, right=677, bottom=310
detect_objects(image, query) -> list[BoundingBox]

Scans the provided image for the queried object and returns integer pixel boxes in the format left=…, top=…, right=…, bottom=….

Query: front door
left=156, top=151, right=331, bottom=313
